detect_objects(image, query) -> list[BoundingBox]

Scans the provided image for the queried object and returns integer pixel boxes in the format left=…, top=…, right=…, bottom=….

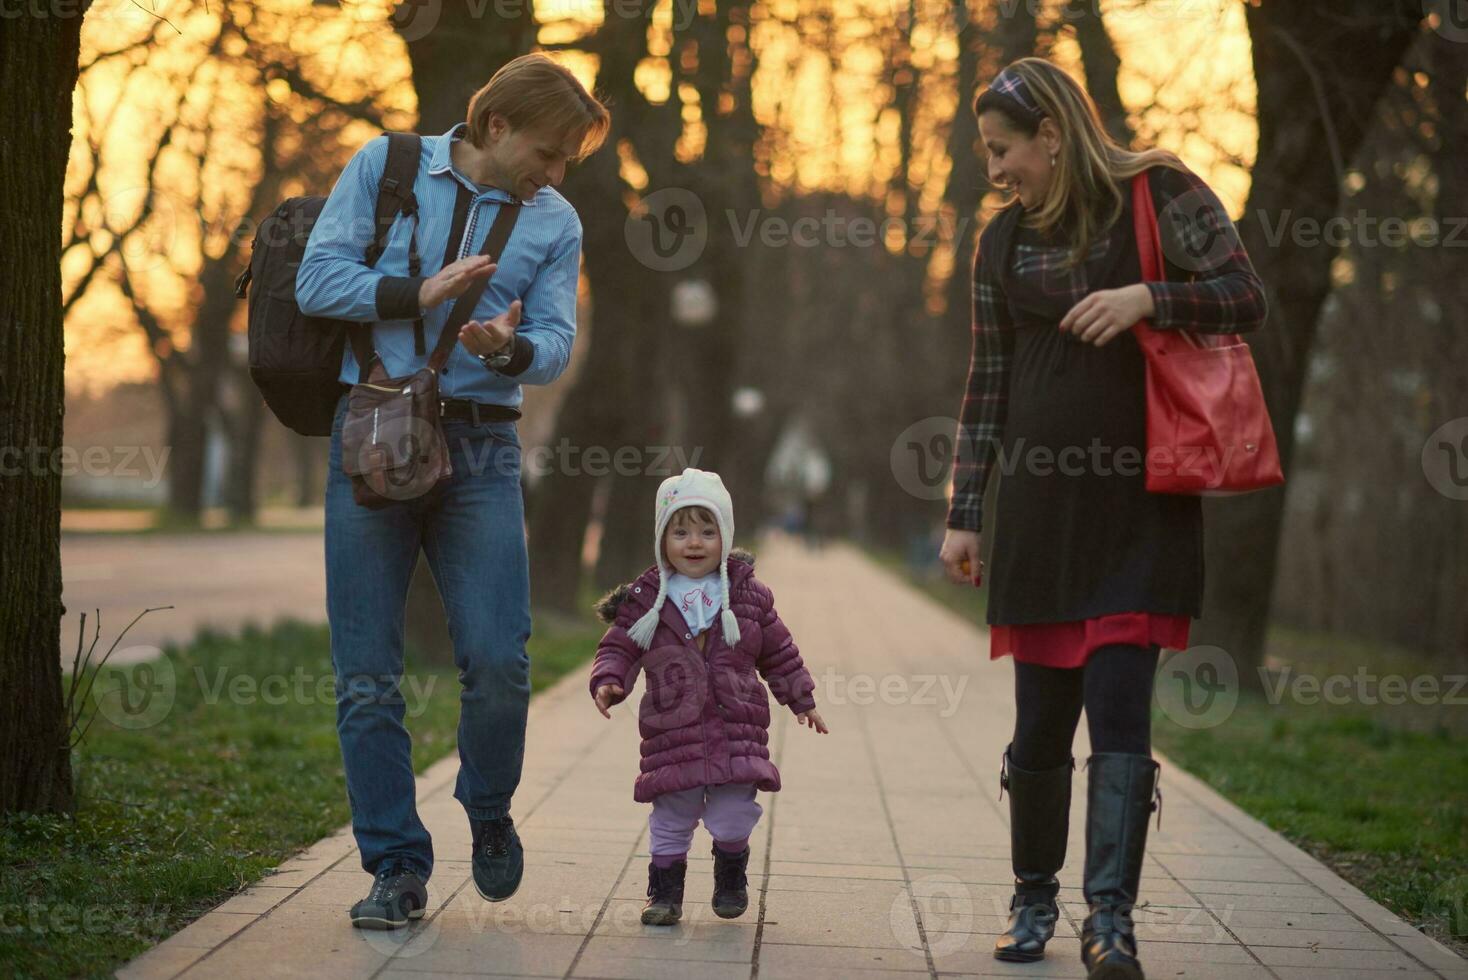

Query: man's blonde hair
left=465, top=53, right=610, bottom=161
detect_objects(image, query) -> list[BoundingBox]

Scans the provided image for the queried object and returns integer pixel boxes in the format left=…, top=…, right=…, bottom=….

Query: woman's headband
left=986, top=67, right=1045, bottom=124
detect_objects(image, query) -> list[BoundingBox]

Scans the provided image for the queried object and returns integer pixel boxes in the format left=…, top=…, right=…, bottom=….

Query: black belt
left=439, top=398, right=520, bottom=423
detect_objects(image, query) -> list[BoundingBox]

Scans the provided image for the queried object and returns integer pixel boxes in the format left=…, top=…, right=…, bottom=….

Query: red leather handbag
left=1130, top=169, right=1284, bottom=495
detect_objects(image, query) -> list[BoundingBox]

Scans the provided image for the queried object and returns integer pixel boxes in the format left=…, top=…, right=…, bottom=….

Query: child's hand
left=594, top=683, right=625, bottom=718
left=796, top=709, right=829, bottom=734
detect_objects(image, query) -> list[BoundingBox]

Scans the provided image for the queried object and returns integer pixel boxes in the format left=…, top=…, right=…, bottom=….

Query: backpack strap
left=368, top=133, right=422, bottom=267
left=352, top=132, right=424, bottom=378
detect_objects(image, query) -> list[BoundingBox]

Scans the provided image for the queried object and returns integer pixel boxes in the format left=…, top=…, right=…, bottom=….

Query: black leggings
left=1010, top=643, right=1160, bottom=771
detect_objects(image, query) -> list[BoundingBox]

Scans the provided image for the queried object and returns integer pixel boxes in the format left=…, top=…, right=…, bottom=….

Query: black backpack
left=234, top=132, right=424, bottom=437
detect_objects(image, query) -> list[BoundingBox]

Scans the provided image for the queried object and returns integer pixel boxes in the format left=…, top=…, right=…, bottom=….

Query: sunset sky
left=62, top=0, right=1254, bottom=397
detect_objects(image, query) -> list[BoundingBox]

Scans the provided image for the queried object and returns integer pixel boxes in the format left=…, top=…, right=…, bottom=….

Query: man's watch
left=478, top=339, right=514, bottom=371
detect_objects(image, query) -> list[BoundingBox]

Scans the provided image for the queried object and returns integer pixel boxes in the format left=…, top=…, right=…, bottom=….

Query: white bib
left=666, top=571, right=722, bottom=636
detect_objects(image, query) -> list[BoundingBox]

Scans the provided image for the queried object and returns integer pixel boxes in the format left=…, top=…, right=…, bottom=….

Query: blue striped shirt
left=295, top=123, right=582, bottom=408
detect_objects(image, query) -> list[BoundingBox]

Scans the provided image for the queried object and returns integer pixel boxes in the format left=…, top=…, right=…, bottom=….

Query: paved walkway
left=61, top=527, right=324, bottom=666
left=118, top=537, right=1466, bottom=979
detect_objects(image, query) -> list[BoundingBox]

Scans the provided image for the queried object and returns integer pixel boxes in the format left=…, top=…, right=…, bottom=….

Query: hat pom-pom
left=720, top=608, right=741, bottom=647
left=626, top=608, right=659, bottom=651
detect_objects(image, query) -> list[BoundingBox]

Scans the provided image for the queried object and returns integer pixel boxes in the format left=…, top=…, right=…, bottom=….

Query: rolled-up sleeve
left=498, top=210, right=581, bottom=384
left=296, top=135, right=426, bottom=323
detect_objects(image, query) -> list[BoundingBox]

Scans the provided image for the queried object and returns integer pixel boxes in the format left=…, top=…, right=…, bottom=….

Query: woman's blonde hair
left=975, top=57, right=1186, bottom=268
left=466, top=53, right=610, bottom=161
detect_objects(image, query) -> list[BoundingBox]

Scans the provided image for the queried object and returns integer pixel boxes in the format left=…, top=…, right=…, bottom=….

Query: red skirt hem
left=990, top=612, right=1190, bottom=669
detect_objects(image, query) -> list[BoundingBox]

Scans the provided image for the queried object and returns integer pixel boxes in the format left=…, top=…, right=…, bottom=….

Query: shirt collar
left=427, top=122, right=539, bottom=207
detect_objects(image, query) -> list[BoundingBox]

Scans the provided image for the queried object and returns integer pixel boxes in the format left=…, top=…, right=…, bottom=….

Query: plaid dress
left=946, top=164, right=1268, bottom=664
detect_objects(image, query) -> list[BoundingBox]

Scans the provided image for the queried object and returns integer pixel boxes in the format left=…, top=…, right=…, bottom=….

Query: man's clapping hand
left=416, top=255, right=522, bottom=358
left=460, top=299, right=521, bottom=358
left=419, top=254, right=496, bottom=310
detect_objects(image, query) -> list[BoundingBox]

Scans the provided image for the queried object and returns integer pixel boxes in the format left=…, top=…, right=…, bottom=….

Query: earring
left=1050, top=154, right=1057, bottom=167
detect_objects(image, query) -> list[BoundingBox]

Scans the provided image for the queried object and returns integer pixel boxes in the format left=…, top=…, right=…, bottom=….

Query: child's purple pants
left=648, top=782, right=762, bottom=858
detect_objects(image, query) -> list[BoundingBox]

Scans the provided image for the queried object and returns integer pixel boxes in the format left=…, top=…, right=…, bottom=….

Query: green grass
left=868, top=544, right=1468, bottom=958
left=1150, top=693, right=1468, bottom=955
left=1, top=613, right=602, bottom=979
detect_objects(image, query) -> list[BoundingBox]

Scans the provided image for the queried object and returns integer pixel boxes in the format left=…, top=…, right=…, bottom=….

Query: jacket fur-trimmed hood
left=593, top=547, right=756, bottom=624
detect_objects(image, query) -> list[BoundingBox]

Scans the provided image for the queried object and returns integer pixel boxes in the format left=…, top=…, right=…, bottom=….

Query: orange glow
left=65, top=0, right=1254, bottom=396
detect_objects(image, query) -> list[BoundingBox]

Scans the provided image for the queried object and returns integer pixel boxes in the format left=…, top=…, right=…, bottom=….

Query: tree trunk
left=1063, top=0, right=1132, bottom=146
left=1, top=10, right=92, bottom=815
left=1192, top=1, right=1423, bottom=685
left=527, top=0, right=675, bottom=611
left=674, top=0, right=760, bottom=497
left=294, top=432, right=321, bottom=507
left=221, top=372, right=266, bottom=525
left=396, top=7, right=537, bottom=133
left=163, top=408, right=208, bottom=521
left=394, top=6, right=537, bottom=637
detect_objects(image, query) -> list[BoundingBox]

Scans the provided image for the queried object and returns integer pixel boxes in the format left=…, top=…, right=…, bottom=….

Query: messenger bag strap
left=426, top=200, right=522, bottom=373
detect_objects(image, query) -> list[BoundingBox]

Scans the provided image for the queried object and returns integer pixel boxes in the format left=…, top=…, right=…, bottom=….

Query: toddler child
left=590, top=468, right=828, bottom=925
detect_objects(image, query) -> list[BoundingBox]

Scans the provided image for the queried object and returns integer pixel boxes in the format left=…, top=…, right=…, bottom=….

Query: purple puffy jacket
left=590, top=549, right=818, bottom=803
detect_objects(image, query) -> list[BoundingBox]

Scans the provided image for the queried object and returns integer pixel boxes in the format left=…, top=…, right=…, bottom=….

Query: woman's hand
left=594, top=683, right=624, bottom=718
left=940, top=528, right=983, bottom=587
left=795, top=709, right=829, bottom=733
left=1059, top=283, right=1154, bottom=346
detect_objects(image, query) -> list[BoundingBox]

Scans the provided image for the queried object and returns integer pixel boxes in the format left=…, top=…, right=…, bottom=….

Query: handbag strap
left=1130, top=169, right=1223, bottom=355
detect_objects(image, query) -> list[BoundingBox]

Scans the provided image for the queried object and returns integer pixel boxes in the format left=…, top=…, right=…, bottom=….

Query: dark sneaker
left=711, top=844, right=750, bottom=919
left=641, top=860, right=687, bottom=925
left=349, top=865, right=428, bottom=930
left=471, top=815, right=524, bottom=902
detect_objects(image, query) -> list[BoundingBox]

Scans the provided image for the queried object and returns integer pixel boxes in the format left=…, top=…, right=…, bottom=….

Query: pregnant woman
left=937, top=58, right=1267, bottom=980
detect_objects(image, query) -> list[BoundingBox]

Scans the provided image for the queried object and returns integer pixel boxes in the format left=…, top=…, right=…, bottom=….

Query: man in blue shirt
left=297, top=54, right=608, bottom=930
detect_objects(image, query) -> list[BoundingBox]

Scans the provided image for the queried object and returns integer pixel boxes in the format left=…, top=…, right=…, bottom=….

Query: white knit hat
left=625, top=467, right=741, bottom=652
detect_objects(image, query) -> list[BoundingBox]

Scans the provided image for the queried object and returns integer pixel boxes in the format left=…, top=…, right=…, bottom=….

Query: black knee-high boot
left=993, top=742, right=1075, bottom=962
left=1080, top=753, right=1163, bottom=980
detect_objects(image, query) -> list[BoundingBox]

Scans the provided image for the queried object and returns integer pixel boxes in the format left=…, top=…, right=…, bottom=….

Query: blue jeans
left=325, top=392, right=531, bottom=880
